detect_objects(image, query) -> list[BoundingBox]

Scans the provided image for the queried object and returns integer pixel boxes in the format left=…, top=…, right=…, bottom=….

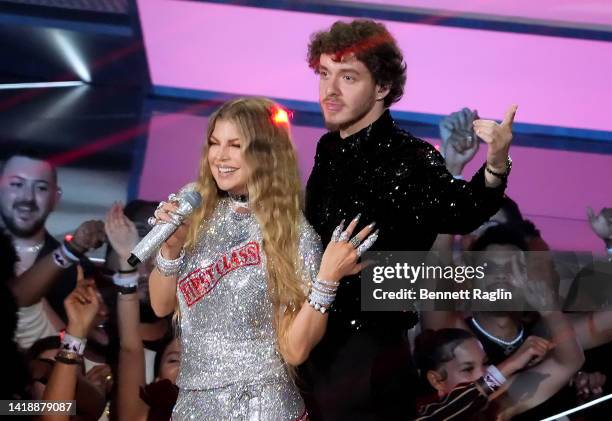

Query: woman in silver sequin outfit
left=148, top=97, right=378, bottom=420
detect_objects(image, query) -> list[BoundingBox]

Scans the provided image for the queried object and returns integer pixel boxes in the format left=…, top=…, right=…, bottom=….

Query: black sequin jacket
left=305, top=109, right=507, bottom=330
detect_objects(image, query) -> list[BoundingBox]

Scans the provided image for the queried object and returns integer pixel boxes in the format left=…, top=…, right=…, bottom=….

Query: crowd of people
left=1, top=18, right=611, bottom=421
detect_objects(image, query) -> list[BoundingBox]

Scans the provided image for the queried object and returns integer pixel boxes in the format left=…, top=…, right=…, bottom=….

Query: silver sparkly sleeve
left=297, top=217, right=323, bottom=291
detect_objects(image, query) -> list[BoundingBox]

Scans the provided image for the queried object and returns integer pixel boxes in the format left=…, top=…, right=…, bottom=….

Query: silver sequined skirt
left=172, top=380, right=306, bottom=421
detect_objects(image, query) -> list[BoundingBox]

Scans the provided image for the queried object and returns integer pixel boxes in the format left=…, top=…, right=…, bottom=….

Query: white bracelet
left=487, top=365, right=507, bottom=385
left=112, top=272, right=139, bottom=288
left=61, top=242, right=81, bottom=263
left=482, top=365, right=506, bottom=393
left=61, top=331, right=87, bottom=356
left=52, top=247, right=72, bottom=268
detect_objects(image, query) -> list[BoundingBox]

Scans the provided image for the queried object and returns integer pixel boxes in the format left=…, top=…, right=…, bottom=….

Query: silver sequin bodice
left=176, top=198, right=322, bottom=391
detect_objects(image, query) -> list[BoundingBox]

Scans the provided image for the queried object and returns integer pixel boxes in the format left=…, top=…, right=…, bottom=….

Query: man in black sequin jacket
left=300, top=19, right=517, bottom=420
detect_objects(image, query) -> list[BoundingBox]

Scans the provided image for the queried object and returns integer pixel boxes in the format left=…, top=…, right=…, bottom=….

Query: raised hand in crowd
left=41, top=266, right=105, bottom=421
left=68, top=220, right=106, bottom=254
left=474, top=105, right=516, bottom=165
left=105, top=202, right=140, bottom=271
left=439, top=107, right=480, bottom=176
left=63, top=267, right=101, bottom=338
left=587, top=206, right=612, bottom=249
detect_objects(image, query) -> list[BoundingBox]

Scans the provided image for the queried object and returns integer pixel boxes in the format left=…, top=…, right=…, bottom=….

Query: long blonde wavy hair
left=183, top=97, right=307, bottom=362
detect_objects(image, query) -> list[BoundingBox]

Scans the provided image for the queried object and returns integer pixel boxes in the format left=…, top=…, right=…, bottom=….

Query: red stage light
left=272, top=107, right=290, bottom=125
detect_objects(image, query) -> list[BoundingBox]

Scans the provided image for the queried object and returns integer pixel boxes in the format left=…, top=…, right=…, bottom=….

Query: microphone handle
left=128, top=221, right=180, bottom=266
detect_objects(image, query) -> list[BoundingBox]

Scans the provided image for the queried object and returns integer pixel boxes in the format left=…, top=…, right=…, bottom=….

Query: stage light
left=272, top=107, right=290, bottom=125
left=541, top=393, right=612, bottom=420
left=50, top=29, right=92, bottom=83
left=0, top=81, right=85, bottom=90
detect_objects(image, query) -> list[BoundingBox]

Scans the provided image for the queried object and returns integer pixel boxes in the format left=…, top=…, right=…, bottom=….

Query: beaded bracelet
left=155, top=248, right=185, bottom=277
left=308, top=278, right=339, bottom=314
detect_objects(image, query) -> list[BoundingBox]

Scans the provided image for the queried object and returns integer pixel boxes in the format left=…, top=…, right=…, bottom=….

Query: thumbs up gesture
left=473, top=104, right=517, bottom=171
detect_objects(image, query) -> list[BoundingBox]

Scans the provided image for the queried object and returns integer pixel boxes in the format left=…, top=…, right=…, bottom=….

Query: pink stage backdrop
left=345, top=0, right=612, bottom=27
left=137, top=0, right=612, bottom=132
left=139, top=112, right=612, bottom=253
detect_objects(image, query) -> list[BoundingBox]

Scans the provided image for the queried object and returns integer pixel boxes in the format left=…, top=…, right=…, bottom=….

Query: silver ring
left=156, top=201, right=166, bottom=210
left=167, top=211, right=182, bottom=226
left=168, top=193, right=178, bottom=202
left=154, top=208, right=167, bottom=220
left=338, top=231, right=350, bottom=242
left=331, top=220, right=345, bottom=242
left=147, top=216, right=157, bottom=227
left=356, top=230, right=379, bottom=257
left=349, top=236, right=361, bottom=248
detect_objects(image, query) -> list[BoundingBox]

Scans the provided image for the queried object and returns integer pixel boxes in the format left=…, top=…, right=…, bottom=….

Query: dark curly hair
left=307, top=19, right=406, bottom=108
left=414, top=328, right=476, bottom=380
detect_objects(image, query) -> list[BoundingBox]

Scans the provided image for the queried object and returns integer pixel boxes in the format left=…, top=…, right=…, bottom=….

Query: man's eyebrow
left=318, top=65, right=361, bottom=75
left=336, top=64, right=361, bottom=73
left=7, top=175, right=50, bottom=184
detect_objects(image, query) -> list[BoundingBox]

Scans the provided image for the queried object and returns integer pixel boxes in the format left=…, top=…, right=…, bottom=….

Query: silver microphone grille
left=182, top=190, right=202, bottom=208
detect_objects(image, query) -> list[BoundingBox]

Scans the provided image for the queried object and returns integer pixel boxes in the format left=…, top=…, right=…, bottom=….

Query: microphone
left=127, top=189, right=202, bottom=267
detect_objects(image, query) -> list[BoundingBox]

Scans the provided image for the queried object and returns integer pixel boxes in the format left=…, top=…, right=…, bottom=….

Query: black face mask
left=140, top=378, right=178, bottom=421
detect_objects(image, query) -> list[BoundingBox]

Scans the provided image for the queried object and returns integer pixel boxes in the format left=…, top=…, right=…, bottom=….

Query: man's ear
left=53, top=186, right=62, bottom=207
left=426, top=369, right=446, bottom=394
left=376, top=85, right=391, bottom=102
